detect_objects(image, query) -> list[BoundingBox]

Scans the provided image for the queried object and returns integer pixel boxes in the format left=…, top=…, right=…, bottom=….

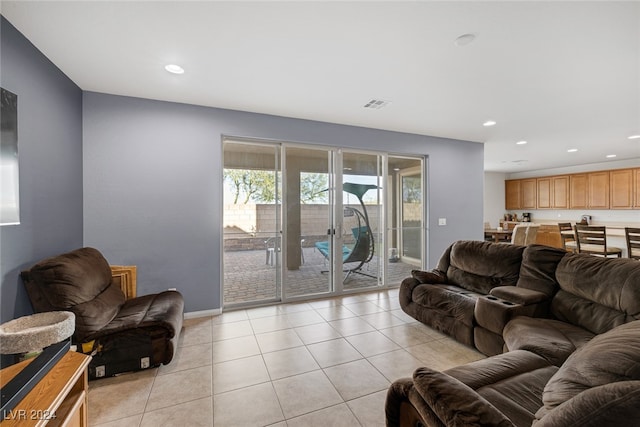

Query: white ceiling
left=2, top=1, right=639, bottom=173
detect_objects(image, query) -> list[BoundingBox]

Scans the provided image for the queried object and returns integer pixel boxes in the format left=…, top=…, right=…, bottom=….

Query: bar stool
left=558, top=222, right=577, bottom=252
left=575, top=225, right=622, bottom=258
left=625, top=227, right=640, bottom=260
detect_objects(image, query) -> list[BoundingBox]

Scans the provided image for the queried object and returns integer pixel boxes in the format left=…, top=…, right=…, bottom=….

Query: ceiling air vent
left=364, top=99, right=390, bottom=109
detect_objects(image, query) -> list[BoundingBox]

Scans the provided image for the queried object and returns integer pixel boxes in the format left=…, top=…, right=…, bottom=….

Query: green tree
left=224, top=169, right=329, bottom=204
left=300, top=172, right=328, bottom=204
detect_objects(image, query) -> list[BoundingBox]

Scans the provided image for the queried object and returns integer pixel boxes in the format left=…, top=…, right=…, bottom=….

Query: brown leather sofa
left=400, top=241, right=567, bottom=355
left=388, top=240, right=640, bottom=426
left=21, top=247, right=184, bottom=379
left=386, top=320, right=640, bottom=427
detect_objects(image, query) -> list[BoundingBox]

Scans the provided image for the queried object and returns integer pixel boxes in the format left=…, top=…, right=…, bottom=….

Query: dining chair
left=510, top=224, right=528, bottom=245
left=558, top=222, right=577, bottom=252
left=524, top=224, right=540, bottom=245
left=574, top=225, right=622, bottom=258
left=625, top=227, right=640, bottom=260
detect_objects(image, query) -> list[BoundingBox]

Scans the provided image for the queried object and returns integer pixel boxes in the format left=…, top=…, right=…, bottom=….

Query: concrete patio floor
left=223, top=246, right=416, bottom=306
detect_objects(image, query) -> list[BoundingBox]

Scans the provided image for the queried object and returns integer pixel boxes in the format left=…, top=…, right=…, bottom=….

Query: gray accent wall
left=83, top=92, right=484, bottom=313
left=0, top=17, right=83, bottom=323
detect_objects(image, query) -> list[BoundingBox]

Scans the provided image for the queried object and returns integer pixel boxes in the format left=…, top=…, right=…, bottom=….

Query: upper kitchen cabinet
left=610, top=168, right=635, bottom=209
left=505, top=178, right=536, bottom=210
left=570, top=172, right=609, bottom=209
left=537, top=176, right=569, bottom=209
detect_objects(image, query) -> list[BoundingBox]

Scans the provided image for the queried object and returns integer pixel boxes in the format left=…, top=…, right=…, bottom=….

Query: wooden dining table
left=484, top=228, right=513, bottom=243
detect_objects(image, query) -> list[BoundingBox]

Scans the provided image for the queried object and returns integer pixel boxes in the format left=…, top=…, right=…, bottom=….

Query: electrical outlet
left=438, top=218, right=447, bottom=226
left=95, top=365, right=106, bottom=378
left=141, top=357, right=150, bottom=369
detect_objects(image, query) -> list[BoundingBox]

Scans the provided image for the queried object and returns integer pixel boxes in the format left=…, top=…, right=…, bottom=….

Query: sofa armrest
left=490, top=286, right=547, bottom=305
left=412, top=367, right=514, bottom=427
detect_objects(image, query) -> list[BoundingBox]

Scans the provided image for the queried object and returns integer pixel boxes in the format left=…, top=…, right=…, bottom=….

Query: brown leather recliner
left=21, top=247, right=184, bottom=379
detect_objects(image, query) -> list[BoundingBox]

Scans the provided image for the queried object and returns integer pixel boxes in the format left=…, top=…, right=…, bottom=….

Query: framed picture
left=1, top=87, right=19, bottom=225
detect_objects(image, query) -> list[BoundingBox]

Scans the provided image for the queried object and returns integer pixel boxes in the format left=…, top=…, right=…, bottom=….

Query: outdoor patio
left=223, top=245, right=415, bottom=306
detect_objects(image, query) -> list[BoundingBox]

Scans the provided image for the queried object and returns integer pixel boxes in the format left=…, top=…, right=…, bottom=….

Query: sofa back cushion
left=539, top=320, right=640, bottom=419
left=445, top=241, right=525, bottom=294
left=516, top=245, right=566, bottom=296
left=21, top=247, right=125, bottom=341
left=552, top=254, right=640, bottom=334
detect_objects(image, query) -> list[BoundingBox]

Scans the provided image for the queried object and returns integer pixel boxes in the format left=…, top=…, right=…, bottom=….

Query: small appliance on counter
left=522, top=213, right=531, bottom=222
left=580, top=215, right=592, bottom=225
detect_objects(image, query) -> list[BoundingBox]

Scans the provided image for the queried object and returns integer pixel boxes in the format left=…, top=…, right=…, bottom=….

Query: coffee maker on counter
left=522, top=213, right=531, bottom=222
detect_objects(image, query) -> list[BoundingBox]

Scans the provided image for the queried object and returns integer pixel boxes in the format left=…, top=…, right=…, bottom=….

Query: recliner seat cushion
left=412, top=284, right=481, bottom=327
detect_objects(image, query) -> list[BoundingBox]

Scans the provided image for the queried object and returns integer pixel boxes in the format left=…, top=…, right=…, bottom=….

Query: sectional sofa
left=387, top=240, right=640, bottom=426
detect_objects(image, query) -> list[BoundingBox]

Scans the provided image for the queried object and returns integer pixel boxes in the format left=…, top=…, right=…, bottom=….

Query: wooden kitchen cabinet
left=537, top=176, right=569, bottom=209
left=588, top=171, right=610, bottom=209
left=610, top=168, right=634, bottom=209
left=570, top=174, right=588, bottom=209
left=505, top=179, right=522, bottom=210
left=635, top=169, right=640, bottom=208
left=521, top=179, right=537, bottom=209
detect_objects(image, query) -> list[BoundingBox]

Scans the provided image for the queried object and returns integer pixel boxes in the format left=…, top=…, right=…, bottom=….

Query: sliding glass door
left=222, top=138, right=425, bottom=308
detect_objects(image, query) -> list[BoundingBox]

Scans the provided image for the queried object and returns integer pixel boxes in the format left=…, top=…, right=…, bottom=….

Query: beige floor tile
left=346, top=331, right=401, bottom=357
left=323, top=359, right=390, bottom=401
left=146, top=365, right=212, bottom=412
left=246, top=305, right=281, bottom=319
left=213, top=354, right=270, bottom=394
left=360, top=311, right=406, bottom=329
left=212, top=309, right=248, bottom=324
left=213, top=382, right=284, bottom=427
left=140, top=396, right=213, bottom=427
left=158, top=342, right=212, bottom=376
left=388, top=308, right=420, bottom=323
left=367, top=349, right=425, bottom=382
left=379, top=323, right=436, bottom=347
left=256, top=328, right=304, bottom=353
left=180, top=319, right=213, bottom=347
left=314, top=305, right=357, bottom=321
left=212, top=335, right=260, bottom=363
left=342, top=301, right=386, bottom=315
left=294, top=322, right=342, bottom=345
left=91, top=414, right=143, bottom=427
left=308, top=298, right=343, bottom=309
left=283, top=310, right=325, bottom=327
left=371, top=298, right=402, bottom=310
left=272, top=370, right=343, bottom=419
left=249, top=315, right=292, bottom=334
left=347, top=390, right=387, bottom=427
left=183, top=316, right=213, bottom=328
left=329, top=317, right=376, bottom=336
left=336, top=294, right=370, bottom=305
left=262, top=346, right=320, bottom=380
left=404, top=340, right=459, bottom=371
left=307, top=338, right=363, bottom=368
left=286, top=403, right=360, bottom=427
left=277, top=302, right=314, bottom=314
left=88, top=369, right=156, bottom=425
left=212, top=319, right=254, bottom=341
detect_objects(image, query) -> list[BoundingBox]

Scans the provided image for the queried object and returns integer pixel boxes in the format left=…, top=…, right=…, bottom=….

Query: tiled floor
left=88, top=288, right=485, bottom=427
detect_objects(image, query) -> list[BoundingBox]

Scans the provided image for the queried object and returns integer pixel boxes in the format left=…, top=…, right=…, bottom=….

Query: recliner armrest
left=490, top=286, right=548, bottom=305
left=412, top=367, right=514, bottom=427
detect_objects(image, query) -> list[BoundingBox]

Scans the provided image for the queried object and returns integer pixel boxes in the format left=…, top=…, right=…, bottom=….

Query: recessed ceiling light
left=629, top=134, right=640, bottom=140
left=454, top=33, right=477, bottom=47
left=567, top=148, right=578, bottom=152
left=164, top=64, right=185, bottom=74
left=483, top=120, right=496, bottom=127
left=606, top=154, right=617, bottom=158
left=516, top=140, right=527, bottom=145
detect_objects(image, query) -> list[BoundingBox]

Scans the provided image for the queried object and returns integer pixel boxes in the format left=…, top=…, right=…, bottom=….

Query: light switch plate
left=438, top=218, right=447, bottom=226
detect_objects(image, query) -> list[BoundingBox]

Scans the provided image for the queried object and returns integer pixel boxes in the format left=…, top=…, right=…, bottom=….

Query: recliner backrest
left=552, top=253, right=640, bottom=334
left=21, top=247, right=126, bottom=341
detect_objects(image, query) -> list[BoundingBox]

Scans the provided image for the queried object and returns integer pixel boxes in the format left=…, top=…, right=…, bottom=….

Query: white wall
left=484, top=172, right=507, bottom=228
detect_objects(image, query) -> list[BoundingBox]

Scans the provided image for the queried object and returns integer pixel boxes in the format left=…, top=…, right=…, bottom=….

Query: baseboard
left=184, top=308, right=222, bottom=319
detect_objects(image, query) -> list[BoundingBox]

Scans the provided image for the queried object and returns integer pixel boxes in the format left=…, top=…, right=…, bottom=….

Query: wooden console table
left=1, top=351, right=91, bottom=427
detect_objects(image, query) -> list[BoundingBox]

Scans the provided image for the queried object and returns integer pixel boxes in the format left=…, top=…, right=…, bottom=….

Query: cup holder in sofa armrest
left=475, top=295, right=539, bottom=336
left=490, top=286, right=548, bottom=306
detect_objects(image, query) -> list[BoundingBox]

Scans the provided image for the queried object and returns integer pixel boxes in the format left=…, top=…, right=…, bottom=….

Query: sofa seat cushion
left=83, top=290, right=184, bottom=342
left=412, top=284, right=482, bottom=327
left=503, top=317, right=594, bottom=366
